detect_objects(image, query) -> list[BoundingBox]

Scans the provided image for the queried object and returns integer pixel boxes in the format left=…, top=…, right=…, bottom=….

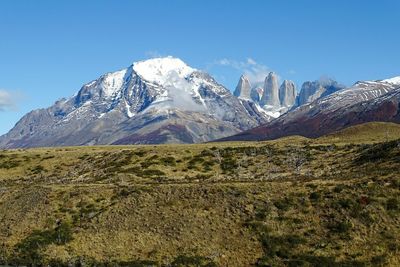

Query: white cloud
left=0, top=89, right=20, bottom=111
left=212, top=58, right=275, bottom=86
left=164, top=71, right=206, bottom=112
left=145, top=50, right=165, bottom=58
left=246, top=58, right=257, bottom=65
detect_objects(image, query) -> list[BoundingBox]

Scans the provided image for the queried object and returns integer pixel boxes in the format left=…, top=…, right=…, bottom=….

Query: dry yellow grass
left=316, top=122, right=400, bottom=144
left=0, top=122, right=399, bottom=266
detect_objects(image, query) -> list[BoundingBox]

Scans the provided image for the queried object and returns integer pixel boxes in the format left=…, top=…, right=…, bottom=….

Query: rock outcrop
left=279, top=80, right=296, bottom=107
left=260, top=72, right=280, bottom=107
left=295, top=79, right=344, bottom=107
left=233, top=75, right=252, bottom=100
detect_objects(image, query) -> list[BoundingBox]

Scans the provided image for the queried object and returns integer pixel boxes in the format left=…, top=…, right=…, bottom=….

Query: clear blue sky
left=1, top=0, right=399, bottom=135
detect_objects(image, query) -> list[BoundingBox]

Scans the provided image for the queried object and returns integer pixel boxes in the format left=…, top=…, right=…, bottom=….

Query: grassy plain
left=0, top=122, right=399, bottom=266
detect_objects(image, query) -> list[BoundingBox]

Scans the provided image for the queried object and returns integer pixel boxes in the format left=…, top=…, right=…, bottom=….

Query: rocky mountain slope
left=0, top=57, right=271, bottom=148
left=220, top=77, right=400, bottom=141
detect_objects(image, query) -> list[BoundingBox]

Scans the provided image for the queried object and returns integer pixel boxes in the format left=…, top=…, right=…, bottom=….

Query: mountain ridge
left=219, top=78, right=400, bottom=142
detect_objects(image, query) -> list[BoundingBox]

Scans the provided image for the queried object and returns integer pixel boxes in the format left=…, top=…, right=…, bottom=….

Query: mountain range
left=0, top=56, right=399, bottom=148
left=221, top=77, right=400, bottom=141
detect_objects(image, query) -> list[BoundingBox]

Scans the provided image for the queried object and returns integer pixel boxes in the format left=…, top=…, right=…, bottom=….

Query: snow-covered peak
left=382, top=76, right=400, bottom=85
left=132, top=56, right=195, bottom=86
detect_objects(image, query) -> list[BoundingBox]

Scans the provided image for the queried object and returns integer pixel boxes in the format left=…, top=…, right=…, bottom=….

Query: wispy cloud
left=0, top=89, right=21, bottom=112
left=145, top=50, right=165, bottom=58
left=211, top=58, right=275, bottom=86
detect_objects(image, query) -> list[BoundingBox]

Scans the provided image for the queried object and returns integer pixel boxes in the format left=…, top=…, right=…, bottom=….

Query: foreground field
left=0, top=122, right=399, bottom=266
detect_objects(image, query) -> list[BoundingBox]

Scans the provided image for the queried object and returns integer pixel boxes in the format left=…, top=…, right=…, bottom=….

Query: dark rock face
left=250, top=87, right=263, bottom=102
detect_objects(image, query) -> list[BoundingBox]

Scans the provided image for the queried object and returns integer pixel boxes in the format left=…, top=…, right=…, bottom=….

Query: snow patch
left=101, top=69, right=127, bottom=97
left=382, top=76, right=400, bottom=85
left=255, top=103, right=281, bottom=118
left=133, top=56, right=195, bottom=86
left=125, top=100, right=135, bottom=118
left=84, top=80, right=97, bottom=87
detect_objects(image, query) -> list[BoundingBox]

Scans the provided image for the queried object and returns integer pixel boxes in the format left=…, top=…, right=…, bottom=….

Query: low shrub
left=15, top=222, right=73, bottom=265
left=171, top=255, right=217, bottom=267
left=309, top=191, right=321, bottom=202
left=386, top=198, right=399, bottom=211
left=159, top=156, right=176, bottom=166
left=327, top=220, right=352, bottom=234
left=273, top=197, right=294, bottom=211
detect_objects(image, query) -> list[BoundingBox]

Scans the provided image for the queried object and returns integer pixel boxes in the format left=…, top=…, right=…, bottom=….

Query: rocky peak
left=279, top=80, right=296, bottom=107
left=295, top=79, right=344, bottom=107
left=233, top=75, right=252, bottom=100
left=260, top=72, right=280, bottom=107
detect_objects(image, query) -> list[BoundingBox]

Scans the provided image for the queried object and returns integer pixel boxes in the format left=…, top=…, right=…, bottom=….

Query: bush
left=327, top=220, right=352, bottom=234
left=337, top=198, right=353, bottom=209
left=220, top=157, right=238, bottom=173
left=202, top=160, right=215, bottom=172
left=333, top=184, right=346, bottom=193
left=30, top=165, right=46, bottom=174
left=386, top=198, right=399, bottom=211
left=123, top=166, right=166, bottom=178
left=274, top=197, right=294, bottom=211
left=15, top=222, right=73, bottom=265
left=0, top=159, right=21, bottom=169
left=194, top=174, right=212, bottom=181
left=159, top=156, right=176, bottom=166
left=171, top=255, right=217, bottom=267
left=133, top=150, right=147, bottom=157
left=260, top=234, right=306, bottom=259
left=309, top=191, right=321, bottom=202
left=141, top=169, right=166, bottom=178
left=371, top=255, right=387, bottom=265
left=356, top=139, right=400, bottom=164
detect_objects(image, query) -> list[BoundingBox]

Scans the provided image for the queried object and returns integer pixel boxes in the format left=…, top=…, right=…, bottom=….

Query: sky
left=0, top=0, right=399, bottom=135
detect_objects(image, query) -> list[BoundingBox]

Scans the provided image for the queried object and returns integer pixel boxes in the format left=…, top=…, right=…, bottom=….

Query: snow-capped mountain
left=0, top=57, right=270, bottom=148
left=219, top=76, right=400, bottom=141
